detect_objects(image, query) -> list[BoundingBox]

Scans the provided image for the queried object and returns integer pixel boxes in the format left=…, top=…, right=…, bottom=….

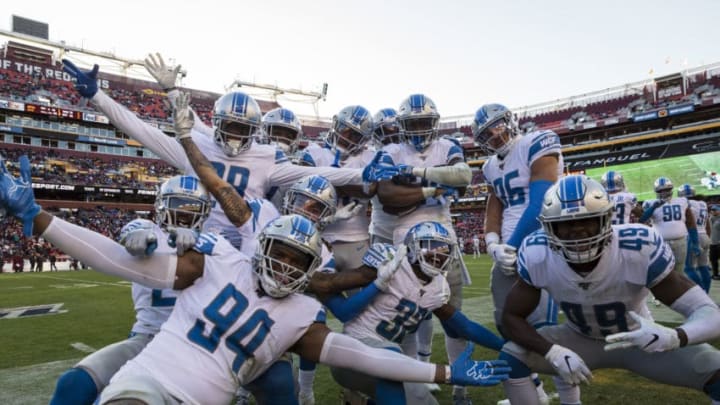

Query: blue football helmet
left=261, top=108, right=303, bottom=154
left=471, top=103, right=519, bottom=157
left=654, top=177, right=674, bottom=201
left=539, top=175, right=613, bottom=263
left=397, top=94, right=440, bottom=151
left=254, top=215, right=323, bottom=298
left=677, top=183, right=695, bottom=198
left=373, top=108, right=402, bottom=146
left=327, top=105, right=374, bottom=158
left=283, top=175, right=337, bottom=229
left=404, top=221, right=455, bottom=277
left=212, top=91, right=263, bottom=156
left=600, top=170, right=625, bottom=193
left=154, top=175, right=212, bottom=232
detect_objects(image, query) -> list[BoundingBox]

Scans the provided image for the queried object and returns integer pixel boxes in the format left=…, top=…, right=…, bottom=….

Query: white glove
left=173, top=92, right=195, bottom=140
left=419, top=276, right=450, bottom=309
left=167, top=227, right=199, bottom=256
left=144, top=52, right=181, bottom=91
left=487, top=242, right=517, bottom=275
left=119, top=228, right=158, bottom=257
left=321, top=201, right=364, bottom=226
left=374, top=244, right=408, bottom=292
left=604, top=311, right=680, bottom=352
left=544, top=344, right=593, bottom=385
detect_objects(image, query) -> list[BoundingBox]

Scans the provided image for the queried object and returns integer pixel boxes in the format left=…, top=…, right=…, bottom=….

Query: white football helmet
left=327, top=105, right=374, bottom=158
left=471, top=103, right=519, bottom=157
left=677, top=183, right=695, bottom=198
left=154, top=175, right=212, bottom=232
left=654, top=177, right=674, bottom=201
left=397, top=94, right=440, bottom=151
left=212, top=91, right=262, bottom=156
left=282, top=175, right=337, bottom=230
left=404, top=221, right=455, bottom=277
left=600, top=170, right=625, bottom=193
left=261, top=107, right=303, bottom=154
left=539, top=175, right=613, bottom=263
left=253, top=215, right=322, bottom=298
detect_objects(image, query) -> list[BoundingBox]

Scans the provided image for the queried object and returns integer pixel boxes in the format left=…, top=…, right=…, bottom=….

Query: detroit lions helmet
left=327, top=105, right=374, bottom=158
left=539, top=176, right=613, bottom=263
left=254, top=215, right=322, bottom=298
left=600, top=170, right=625, bottom=193
left=373, top=108, right=402, bottom=146
left=283, top=175, right=337, bottom=229
left=654, top=177, right=674, bottom=201
left=154, top=175, right=212, bottom=232
left=471, top=103, right=519, bottom=157
left=397, top=94, right=440, bottom=151
left=261, top=107, right=303, bottom=154
left=212, top=91, right=263, bottom=156
left=677, top=183, right=695, bottom=198
left=404, top=221, right=456, bottom=277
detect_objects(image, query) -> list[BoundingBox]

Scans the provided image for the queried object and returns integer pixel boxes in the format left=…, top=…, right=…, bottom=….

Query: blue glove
left=362, top=151, right=400, bottom=183
left=449, top=343, right=511, bottom=386
left=0, top=155, right=41, bottom=236
left=62, top=59, right=99, bottom=98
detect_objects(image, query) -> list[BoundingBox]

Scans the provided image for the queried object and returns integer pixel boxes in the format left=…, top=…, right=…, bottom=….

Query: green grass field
left=585, top=150, right=720, bottom=202
left=0, top=256, right=717, bottom=404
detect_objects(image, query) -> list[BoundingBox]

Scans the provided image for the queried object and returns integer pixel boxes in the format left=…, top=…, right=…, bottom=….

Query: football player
left=600, top=170, right=642, bottom=224
left=499, top=175, right=720, bottom=405
left=375, top=94, right=473, bottom=403
left=49, top=175, right=211, bottom=405
left=329, top=222, right=507, bottom=404
left=369, top=108, right=402, bottom=245
left=472, top=235, right=480, bottom=259
left=678, top=183, right=712, bottom=292
left=472, top=103, right=566, bottom=404
left=640, top=177, right=699, bottom=275
left=0, top=158, right=510, bottom=405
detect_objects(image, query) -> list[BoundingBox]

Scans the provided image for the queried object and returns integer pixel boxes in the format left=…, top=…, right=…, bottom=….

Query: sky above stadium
left=5, top=0, right=720, bottom=120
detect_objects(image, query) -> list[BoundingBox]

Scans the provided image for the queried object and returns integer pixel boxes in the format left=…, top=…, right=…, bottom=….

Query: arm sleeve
left=91, top=90, right=191, bottom=171
left=440, top=310, right=505, bottom=351
left=322, top=283, right=381, bottom=323
left=670, top=285, right=720, bottom=345
left=507, top=179, right=554, bottom=248
left=270, top=164, right=363, bottom=188
left=417, top=162, right=472, bottom=187
left=319, top=332, right=436, bottom=383
left=41, top=217, right=177, bottom=289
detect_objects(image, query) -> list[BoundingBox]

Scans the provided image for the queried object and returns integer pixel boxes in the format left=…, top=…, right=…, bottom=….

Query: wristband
left=485, top=232, right=500, bottom=246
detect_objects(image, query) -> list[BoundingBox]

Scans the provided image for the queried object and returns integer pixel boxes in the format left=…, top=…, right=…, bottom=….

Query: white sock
left=503, top=377, right=542, bottom=405
left=298, top=369, right=315, bottom=395
left=553, top=375, right=581, bottom=404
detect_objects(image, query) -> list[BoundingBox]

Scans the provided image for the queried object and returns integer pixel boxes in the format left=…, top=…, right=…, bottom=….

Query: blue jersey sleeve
left=527, top=130, right=561, bottom=166
left=275, top=148, right=289, bottom=164
left=192, top=232, right=220, bottom=255
left=300, top=151, right=316, bottom=167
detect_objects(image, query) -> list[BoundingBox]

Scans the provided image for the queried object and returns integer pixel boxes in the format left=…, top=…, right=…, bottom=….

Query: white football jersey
left=472, top=236, right=480, bottom=246
left=300, top=143, right=374, bottom=244
left=124, top=219, right=179, bottom=336
left=381, top=138, right=465, bottom=242
left=517, top=224, right=674, bottom=340
left=217, top=198, right=280, bottom=257
left=343, top=259, right=449, bottom=344
left=688, top=199, right=709, bottom=236
left=609, top=191, right=638, bottom=225
left=642, top=197, right=690, bottom=240
left=482, top=130, right=563, bottom=242
left=112, top=236, right=325, bottom=405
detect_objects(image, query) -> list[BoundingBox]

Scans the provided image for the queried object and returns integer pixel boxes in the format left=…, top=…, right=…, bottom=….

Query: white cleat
left=299, top=391, right=315, bottom=405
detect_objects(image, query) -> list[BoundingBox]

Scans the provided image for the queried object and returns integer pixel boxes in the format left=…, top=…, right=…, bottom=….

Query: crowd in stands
left=1, top=146, right=179, bottom=189
left=0, top=207, right=147, bottom=273
left=453, top=210, right=486, bottom=253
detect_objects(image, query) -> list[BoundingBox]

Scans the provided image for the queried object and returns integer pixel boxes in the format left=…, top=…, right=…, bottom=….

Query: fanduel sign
left=566, top=152, right=655, bottom=170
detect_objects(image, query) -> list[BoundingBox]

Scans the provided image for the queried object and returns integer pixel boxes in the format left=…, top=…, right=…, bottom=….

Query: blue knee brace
left=49, top=367, right=98, bottom=405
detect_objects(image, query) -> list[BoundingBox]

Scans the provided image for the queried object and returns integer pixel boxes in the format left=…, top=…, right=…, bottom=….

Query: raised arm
left=174, top=92, right=251, bottom=227
left=62, top=59, right=192, bottom=171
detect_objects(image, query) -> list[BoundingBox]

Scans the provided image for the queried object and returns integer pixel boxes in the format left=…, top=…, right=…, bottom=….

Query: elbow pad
left=671, top=285, right=720, bottom=345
